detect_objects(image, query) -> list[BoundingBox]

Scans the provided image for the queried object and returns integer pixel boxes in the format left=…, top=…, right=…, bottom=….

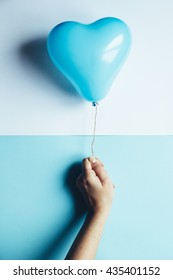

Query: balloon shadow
left=19, top=37, right=82, bottom=100
left=38, top=161, right=87, bottom=260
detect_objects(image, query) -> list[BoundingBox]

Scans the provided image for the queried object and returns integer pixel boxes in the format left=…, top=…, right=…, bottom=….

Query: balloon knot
left=92, top=102, right=98, bottom=107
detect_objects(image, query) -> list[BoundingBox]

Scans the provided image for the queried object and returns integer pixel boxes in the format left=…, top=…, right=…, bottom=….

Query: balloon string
left=91, top=102, right=98, bottom=157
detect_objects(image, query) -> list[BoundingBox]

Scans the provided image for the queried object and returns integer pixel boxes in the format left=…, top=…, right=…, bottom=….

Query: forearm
left=65, top=210, right=109, bottom=260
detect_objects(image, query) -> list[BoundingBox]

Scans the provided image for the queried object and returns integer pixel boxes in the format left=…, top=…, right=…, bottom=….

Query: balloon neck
left=92, top=102, right=98, bottom=107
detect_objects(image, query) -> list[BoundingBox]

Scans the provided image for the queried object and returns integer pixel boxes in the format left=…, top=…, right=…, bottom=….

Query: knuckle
left=102, top=177, right=110, bottom=184
left=85, top=175, right=92, bottom=184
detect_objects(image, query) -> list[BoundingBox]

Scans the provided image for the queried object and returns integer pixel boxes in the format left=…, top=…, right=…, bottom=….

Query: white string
left=91, top=102, right=98, bottom=157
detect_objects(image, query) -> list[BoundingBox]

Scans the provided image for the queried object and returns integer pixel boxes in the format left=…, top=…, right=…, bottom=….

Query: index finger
left=82, top=158, right=92, bottom=176
left=91, top=161, right=109, bottom=185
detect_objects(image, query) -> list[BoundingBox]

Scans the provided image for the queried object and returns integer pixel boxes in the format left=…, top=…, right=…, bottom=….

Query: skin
left=65, top=156, right=115, bottom=260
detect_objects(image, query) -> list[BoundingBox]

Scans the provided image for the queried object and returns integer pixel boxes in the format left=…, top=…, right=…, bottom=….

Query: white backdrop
left=0, top=0, right=173, bottom=135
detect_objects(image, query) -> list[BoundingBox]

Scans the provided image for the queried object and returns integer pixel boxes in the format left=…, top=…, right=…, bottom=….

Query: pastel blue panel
left=0, top=136, right=173, bottom=260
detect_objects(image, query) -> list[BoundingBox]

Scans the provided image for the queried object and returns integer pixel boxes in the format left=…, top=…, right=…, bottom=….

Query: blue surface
left=0, top=136, right=173, bottom=260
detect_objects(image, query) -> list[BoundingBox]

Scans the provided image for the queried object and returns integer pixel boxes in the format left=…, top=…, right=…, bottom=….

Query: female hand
left=77, top=157, right=115, bottom=216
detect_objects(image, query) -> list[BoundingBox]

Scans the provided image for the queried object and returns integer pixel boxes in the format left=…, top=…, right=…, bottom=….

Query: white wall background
left=0, top=0, right=173, bottom=135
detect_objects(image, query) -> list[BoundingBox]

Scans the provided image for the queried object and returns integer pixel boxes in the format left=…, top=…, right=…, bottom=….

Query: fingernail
left=96, top=157, right=104, bottom=166
left=89, top=156, right=97, bottom=163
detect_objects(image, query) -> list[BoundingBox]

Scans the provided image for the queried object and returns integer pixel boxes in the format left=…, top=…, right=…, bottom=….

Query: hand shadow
left=19, top=37, right=82, bottom=101
left=38, top=161, right=87, bottom=260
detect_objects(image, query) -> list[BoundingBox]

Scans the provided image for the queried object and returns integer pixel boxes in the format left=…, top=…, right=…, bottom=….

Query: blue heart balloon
left=47, top=17, right=132, bottom=102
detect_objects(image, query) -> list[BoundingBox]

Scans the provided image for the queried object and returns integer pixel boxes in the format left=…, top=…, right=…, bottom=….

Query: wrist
left=88, top=206, right=111, bottom=220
